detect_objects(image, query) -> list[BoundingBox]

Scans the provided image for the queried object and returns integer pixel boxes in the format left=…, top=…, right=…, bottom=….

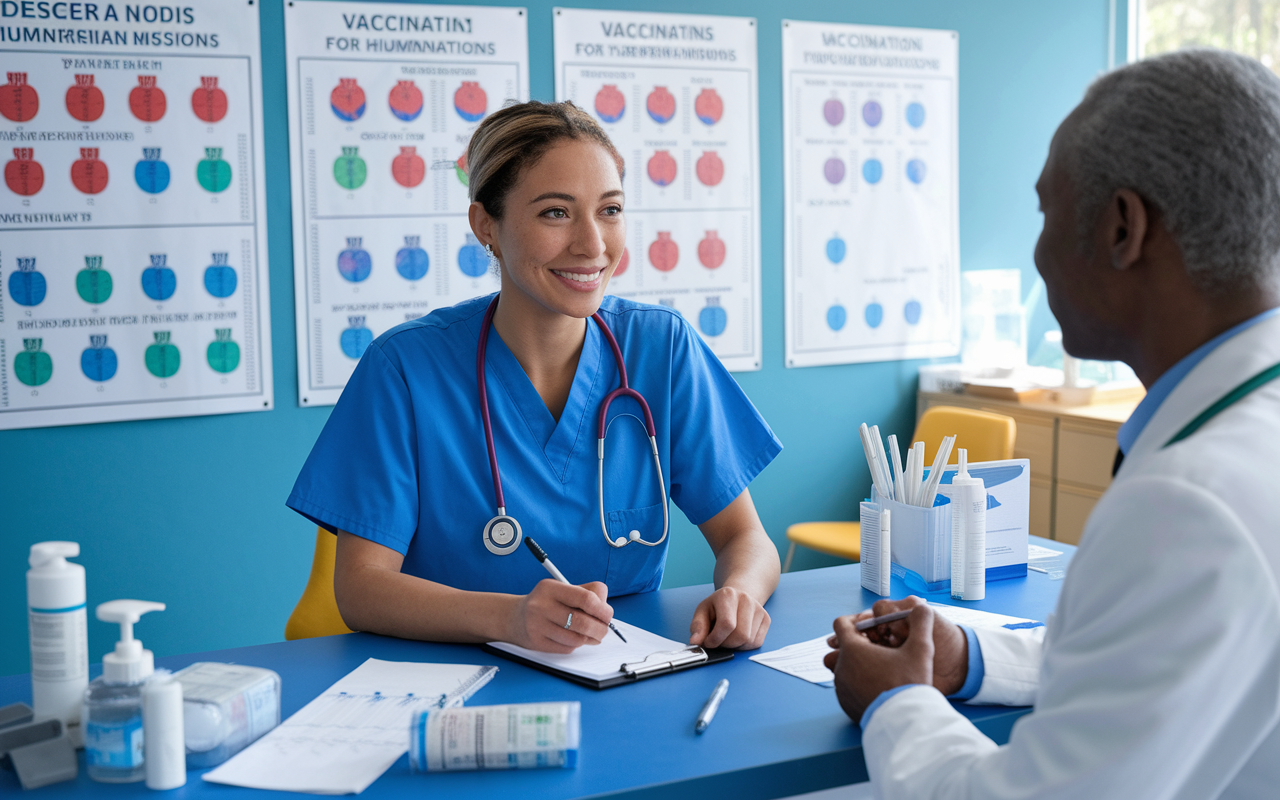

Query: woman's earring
left=485, top=243, right=500, bottom=274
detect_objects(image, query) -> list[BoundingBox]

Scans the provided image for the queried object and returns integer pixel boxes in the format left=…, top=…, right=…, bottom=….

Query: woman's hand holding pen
left=511, top=579, right=616, bottom=654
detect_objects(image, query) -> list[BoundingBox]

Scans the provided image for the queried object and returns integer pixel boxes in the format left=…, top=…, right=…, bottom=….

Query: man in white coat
left=825, top=49, right=1280, bottom=798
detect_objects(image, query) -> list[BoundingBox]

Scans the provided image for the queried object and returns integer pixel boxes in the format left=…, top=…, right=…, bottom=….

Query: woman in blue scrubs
left=288, top=101, right=782, bottom=653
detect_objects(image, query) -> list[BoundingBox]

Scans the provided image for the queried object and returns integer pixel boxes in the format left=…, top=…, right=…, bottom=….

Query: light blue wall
left=0, top=0, right=1108, bottom=676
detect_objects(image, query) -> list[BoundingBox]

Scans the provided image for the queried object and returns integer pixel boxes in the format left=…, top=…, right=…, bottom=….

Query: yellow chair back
left=284, top=528, right=354, bottom=640
left=912, top=405, right=1016, bottom=465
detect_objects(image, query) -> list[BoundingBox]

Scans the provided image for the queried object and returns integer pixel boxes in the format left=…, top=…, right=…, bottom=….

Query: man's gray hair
left=1068, top=48, right=1280, bottom=294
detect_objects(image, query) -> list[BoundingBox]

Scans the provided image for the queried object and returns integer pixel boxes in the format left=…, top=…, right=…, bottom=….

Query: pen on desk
left=524, top=537, right=627, bottom=643
left=1028, top=565, right=1049, bottom=574
left=695, top=679, right=729, bottom=734
left=854, top=608, right=913, bottom=632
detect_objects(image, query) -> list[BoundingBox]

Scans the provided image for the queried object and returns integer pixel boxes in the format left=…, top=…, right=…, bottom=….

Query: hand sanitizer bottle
left=83, top=600, right=165, bottom=783
left=949, top=450, right=987, bottom=601
left=27, top=541, right=88, bottom=747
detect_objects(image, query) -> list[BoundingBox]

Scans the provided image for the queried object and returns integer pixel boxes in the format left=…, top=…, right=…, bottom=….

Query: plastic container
left=142, top=671, right=185, bottom=790
left=410, top=702, right=580, bottom=772
left=949, top=450, right=987, bottom=602
left=173, top=662, right=280, bottom=768
left=872, top=487, right=953, bottom=594
left=27, top=542, right=88, bottom=747
left=83, top=600, right=164, bottom=783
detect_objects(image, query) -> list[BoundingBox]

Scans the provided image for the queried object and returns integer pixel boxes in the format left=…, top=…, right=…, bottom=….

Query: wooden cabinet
left=917, top=391, right=1139, bottom=543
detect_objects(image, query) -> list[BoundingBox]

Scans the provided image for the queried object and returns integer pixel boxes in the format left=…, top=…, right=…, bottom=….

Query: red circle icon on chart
left=392, top=146, right=425, bottom=188
left=613, top=247, right=630, bottom=277
left=649, top=232, right=678, bottom=272
left=192, top=77, right=228, bottom=123
left=698, top=231, right=725, bottom=269
left=696, top=151, right=724, bottom=187
left=71, top=148, right=108, bottom=194
left=1, top=72, right=38, bottom=122
left=648, top=150, right=677, bottom=187
left=694, top=88, right=723, bottom=125
left=129, top=75, right=166, bottom=122
left=5, top=148, right=43, bottom=195
left=646, top=86, right=675, bottom=124
left=454, top=81, right=487, bottom=122
left=66, top=75, right=104, bottom=122
left=595, top=84, right=625, bottom=123
left=389, top=80, right=423, bottom=121
left=331, top=78, right=366, bottom=121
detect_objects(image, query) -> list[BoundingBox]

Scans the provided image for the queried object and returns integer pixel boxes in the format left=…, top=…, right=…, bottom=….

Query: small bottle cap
left=97, top=600, right=164, bottom=684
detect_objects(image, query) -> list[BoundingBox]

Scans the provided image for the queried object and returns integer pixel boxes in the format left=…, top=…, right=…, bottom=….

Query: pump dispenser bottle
left=27, top=541, right=88, bottom=747
left=83, top=600, right=165, bottom=783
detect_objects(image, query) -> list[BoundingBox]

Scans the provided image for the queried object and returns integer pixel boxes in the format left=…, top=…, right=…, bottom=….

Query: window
left=1141, top=0, right=1280, bottom=70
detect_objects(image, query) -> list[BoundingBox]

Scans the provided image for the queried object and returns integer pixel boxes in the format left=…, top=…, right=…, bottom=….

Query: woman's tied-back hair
left=466, top=100, right=625, bottom=219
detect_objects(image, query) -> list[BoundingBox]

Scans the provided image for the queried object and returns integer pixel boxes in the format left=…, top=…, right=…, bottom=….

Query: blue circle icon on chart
left=906, top=102, right=926, bottom=129
left=862, top=158, right=883, bottom=184
left=827, top=304, right=847, bottom=331
left=907, top=159, right=927, bottom=184
left=905, top=299, right=922, bottom=325
left=865, top=302, right=884, bottom=329
left=862, top=100, right=883, bottom=127
left=699, top=304, right=727, bottom=337
left=826, top=235, right=846, bottom=264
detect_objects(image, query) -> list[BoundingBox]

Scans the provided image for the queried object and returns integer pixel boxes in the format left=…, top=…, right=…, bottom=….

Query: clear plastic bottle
left=83, top=600, right=164, bottom=783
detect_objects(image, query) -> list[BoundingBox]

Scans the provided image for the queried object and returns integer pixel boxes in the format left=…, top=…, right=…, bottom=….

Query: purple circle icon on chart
left=824, top=157, right=846, bottom=184
left=823, top=98, right=844, bottom=126
left=862, top=100, right=883, bottom=127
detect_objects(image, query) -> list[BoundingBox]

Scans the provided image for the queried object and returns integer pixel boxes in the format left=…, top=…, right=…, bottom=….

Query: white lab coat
left=862, top=313, right=1280, bottom=799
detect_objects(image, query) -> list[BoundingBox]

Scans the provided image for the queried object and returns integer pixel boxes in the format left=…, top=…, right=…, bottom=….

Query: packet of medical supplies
left=409, top=702, right=580, bottom=772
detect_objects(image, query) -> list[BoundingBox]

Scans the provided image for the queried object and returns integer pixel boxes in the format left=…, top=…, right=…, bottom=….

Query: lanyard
left=1163, top=361, right=1280, bottom=448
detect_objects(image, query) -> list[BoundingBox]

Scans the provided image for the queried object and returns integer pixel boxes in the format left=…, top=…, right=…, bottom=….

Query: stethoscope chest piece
left=483, top=514, right=523, bottom=555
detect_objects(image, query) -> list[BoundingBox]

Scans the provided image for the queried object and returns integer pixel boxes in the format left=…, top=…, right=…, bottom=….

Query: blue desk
left=0, top=543, right=1073, bottom=799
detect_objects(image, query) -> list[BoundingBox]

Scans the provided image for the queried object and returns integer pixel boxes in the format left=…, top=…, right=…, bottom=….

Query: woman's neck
left=491, top=290, right=588, bottom=421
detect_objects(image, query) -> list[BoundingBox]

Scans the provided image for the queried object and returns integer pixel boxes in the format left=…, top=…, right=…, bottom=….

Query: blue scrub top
left=287, top=294, right=782, bottom=597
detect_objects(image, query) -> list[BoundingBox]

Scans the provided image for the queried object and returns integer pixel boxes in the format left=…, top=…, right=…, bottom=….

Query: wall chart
left=554, top=7, right=762, bottom=372
left=286, top=0, right=529, bottom=406
left=0, top=0, right=272, bottom=429
left=782, top=20, right=960, bottom=367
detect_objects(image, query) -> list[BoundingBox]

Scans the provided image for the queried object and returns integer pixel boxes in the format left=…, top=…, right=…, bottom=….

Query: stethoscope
left=476, top=295, right=670, bottom=555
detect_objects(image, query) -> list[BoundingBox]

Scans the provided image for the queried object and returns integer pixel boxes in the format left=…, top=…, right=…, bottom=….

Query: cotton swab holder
left=869, top=485, right=953, bottom=594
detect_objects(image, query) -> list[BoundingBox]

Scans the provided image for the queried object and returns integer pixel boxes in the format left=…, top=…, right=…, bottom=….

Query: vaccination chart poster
left=782, top=21, right=960, bottom=368
left=0, top=1, right=273, bottom=429
left=285, top=1, right=529, bottom=406
left=554, top=7, right=762, bottom=372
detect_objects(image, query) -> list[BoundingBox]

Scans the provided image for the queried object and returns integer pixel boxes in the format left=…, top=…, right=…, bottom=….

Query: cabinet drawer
left=1012, top=419, right=1054, bottom=480
left=1058, top=425, right=1118, bottom=490
left=1054, top=483, right=1104, bottom=544
left=1030, top=477, right=1053, bottom=540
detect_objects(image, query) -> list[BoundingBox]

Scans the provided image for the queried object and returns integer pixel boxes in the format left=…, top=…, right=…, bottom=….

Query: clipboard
left=482, top=643, right=735, bottom=690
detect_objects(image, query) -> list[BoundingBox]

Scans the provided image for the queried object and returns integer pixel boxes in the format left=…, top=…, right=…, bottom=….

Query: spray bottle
left=27, top=541, right=88, bottom=747
left=949, top=449, right=987, bottom=601
left=83, top=600, right=164, bottom=783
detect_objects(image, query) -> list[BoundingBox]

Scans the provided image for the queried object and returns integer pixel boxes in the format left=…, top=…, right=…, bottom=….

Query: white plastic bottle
left=949, top=450, right=987, bottom=601
left=143, top=671, right=186, bottom=790
left=27, top=541, right=88, bottom=747
left=83, top=600, right=165, bottom=783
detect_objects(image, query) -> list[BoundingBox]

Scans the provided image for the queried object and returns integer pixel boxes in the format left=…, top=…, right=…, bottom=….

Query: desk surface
left=0, top=542, right=1074, bottom=800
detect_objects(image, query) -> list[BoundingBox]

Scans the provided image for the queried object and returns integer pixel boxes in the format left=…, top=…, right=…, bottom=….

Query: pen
left=524, top=537, right=627, bottom=643
left=695, top=678, right=729, bottom=734
left=854, top=608, right=912, bottom=632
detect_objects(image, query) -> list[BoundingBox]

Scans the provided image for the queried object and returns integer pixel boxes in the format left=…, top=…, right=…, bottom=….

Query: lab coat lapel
left=1123, top=313, right=1280, bottom=471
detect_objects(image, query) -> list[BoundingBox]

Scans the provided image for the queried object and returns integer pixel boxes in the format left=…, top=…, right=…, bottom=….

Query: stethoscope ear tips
left=629, top=530, right=641, bottom=542
left=614, top=536, right=628, bottom=547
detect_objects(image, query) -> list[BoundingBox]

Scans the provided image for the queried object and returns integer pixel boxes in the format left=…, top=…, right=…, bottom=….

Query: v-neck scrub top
left=287, top=294, right=782, bottom=597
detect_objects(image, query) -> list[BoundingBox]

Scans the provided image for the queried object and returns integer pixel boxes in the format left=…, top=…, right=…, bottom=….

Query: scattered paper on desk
left=749, top=635, right=835, bottom=686
left=202, top=658, right=497, bottom=795
left=1028, top=544, right=1064, bottom=562
left=488, top=619, right=690, bottom=682
left=928, top=603, right=1041, bottom=630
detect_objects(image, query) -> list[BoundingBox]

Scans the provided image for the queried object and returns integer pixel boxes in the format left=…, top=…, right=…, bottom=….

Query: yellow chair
left=284, top=528, right=354, bottom=640
left=782, top=406, right=1017, bottom=572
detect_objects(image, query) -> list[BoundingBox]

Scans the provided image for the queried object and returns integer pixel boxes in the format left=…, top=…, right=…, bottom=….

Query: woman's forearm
left=333, top=531, right=518, bottom=643
left=712, top=525, right=780, bottom=605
